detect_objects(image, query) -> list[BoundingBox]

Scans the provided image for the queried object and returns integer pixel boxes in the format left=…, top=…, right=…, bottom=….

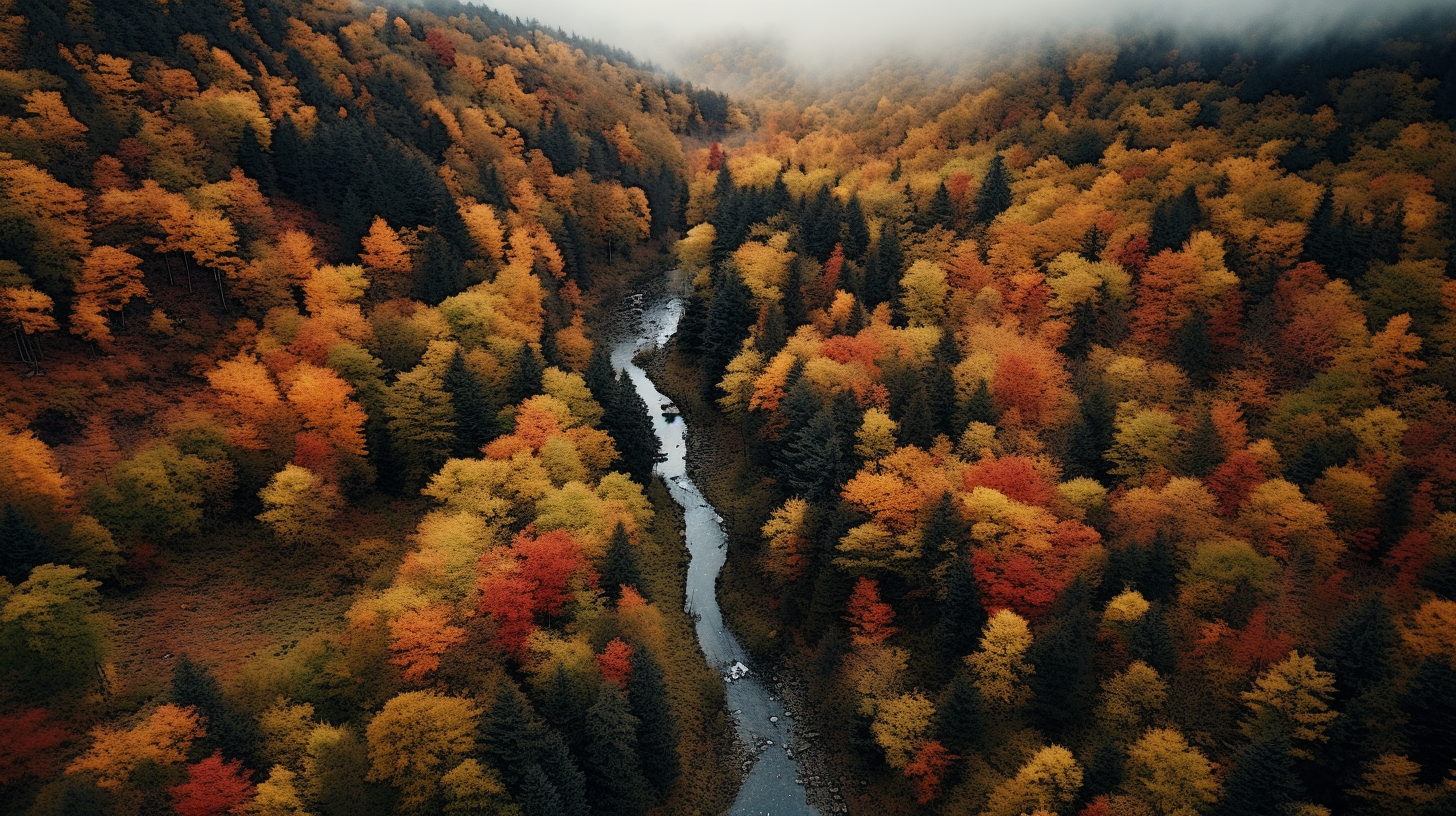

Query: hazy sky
left=475, top=0, right=1445, bottom=70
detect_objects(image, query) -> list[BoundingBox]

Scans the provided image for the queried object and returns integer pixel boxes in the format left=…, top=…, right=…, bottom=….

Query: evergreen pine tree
left=1062, top=297, right=1098, bottom=360
left=479, top=163, right=509, bottom=209
left=511, top=345, right=544, bottom=404
left=0, top=505, right=54, bottom=583
left=783, top=259, right=806, bottom=329
left=1173, top=311, right=1213, bottom=383
left=1183, top=405, right=1221, bottom=478
left=929, top=333, right=962, bottom=438
left=963, top=379, right=998, bottom=427
left=972, top=155, right=1012, bottom=225
left=171, top=656, right=261, bottom=768
left=1080, top=225, right=1107, bottom=261
left=782, top=412, right=851, bottom=502
left=271, top=116, right=305, bottom=194
left=676, top=288, right=710, bottom=356
left=1082, top=733, right=1126, bottom=799
left=845, top=297, right=867, bottom=334
left=1403, top=658, right=1456, bottom=783
left=414, top=232, right=465, bottom=304
left=443, top=350, right=498, bottom=457
left=842, top=196, right=871, bottom=260
left=897, top=384, right=936, bottom=449
left=1127, top=604, right=1177, bottom=675
left=700, top=272, right=753, bottom=385
left=237, top=122, right=276, bottom=192
left=929, top=552, right=985, bottom=685
left=933, top=670, right=985, bottom=755
left=1066, top=383, right=1114, bottom=481
left=1027, top=579, right=1097, bottom=738
left=1148, top=186, right=1201, bottom=253
left=608, top=371, right=659, bottom=485
left=516, top=764, right=565, bottom=816
left=1141, top=533, right=1179, bottom=604
left=532, top=727, right=589, bottom=816
left=920, top=182, right=954, bottom=231
left=626, top=646, right=680, bottom=798
left=584, top=687, right=652, bottom=816
left=1216, top=738, right=1304, bottom=816
left=484, top=683, right=536, bottom=779
left=863, top=222, right=903, bottom=309
left=1303, top=186, right=1338, bottom=269
left=542, top=664, right=586, bottom=754
left=585, top=347, right=617, bottom=406
left=1327, top=591, right=1391, bottom=702
left=757, top=304, right=788, bottom=355
left=601, top=523, right=645, bottom=603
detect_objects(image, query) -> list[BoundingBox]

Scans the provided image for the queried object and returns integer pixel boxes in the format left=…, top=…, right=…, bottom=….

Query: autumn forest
left=2, top=1, right=1456, bottom=816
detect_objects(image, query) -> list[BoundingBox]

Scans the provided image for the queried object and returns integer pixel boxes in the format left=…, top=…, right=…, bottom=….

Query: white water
left=611, top=297, right=819, bottom=816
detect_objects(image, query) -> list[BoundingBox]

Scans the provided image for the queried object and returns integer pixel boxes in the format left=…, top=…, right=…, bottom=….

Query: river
left=611, top=295, right=820, bottom=816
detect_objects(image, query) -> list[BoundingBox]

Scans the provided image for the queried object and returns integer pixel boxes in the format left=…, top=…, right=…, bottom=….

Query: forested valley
left=2, top=2, right=1456, bottom=816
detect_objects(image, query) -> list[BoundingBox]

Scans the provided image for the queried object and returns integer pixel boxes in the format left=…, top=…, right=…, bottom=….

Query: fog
left=475, top=0, right=1449, bottom=73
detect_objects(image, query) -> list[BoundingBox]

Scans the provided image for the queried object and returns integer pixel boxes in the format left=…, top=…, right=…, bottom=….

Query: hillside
left=0, top=1, right=741, bottom=814
left=666, top=13, right=1456, bottom=816
left=3, top=2, right=1456, bottom=816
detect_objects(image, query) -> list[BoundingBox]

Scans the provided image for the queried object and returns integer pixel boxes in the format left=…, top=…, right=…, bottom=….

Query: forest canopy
left=2, top=1, right=1456, bottom=816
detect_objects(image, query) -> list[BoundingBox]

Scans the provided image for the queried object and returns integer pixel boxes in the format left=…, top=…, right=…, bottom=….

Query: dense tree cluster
left=0, top=1, right=738, bottom=814
left=3, top=1, right=1456, bottom=815
left=673, top=16, right=1456, bottom=816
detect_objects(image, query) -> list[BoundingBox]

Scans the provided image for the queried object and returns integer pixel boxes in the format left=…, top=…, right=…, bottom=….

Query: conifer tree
left=933, top=670, right=985, bottom=755
left=972, top=155, right=1012, bottom=225
left=963, top=379, right=998, bottom=427
left=929, top=331, right=962, bottom=437
left=542, top=664, right=587, bottom=754
left=171, top=656, right=261, bottom=769
left=626, top=646, right=679, bottom=798
left=897, top=384, right=936, bottom=450
left=1183, top=406, right=1221, bottom=478
left=1216, top=738, right=1303, bottom=816
left=0, top=505, right=54, bottom=583
left=483, top=683, right=535, bottom=779
left=532, top=727, right=589, bottom=816
left=443, top=350, right=498, bottom=457
left=237, top=122, right=275, bottom=193
left=920, top=182, right=954, bottom=231
left=1128, top=604, right=1178, bottom=675
left=1322, top=593, right=1396, bottom=701
left=783, top=412, right=852, bottom=502
left=863, top=222, right=902, bottom=308
left=414, top=232, right=465, bottom=305
left=930, top=551, right=985, bottom=684
left=1173, top=311, right=1213, bottom=384
left=1082, top=733, right=1126, bottom=799
left=601, top=522, right=644, bottom=603
left=511, top=345, right=544, bottom=404
left=1148, top=186, right=1201, bottom=253
left=516, top=764, right=565, bottom=816
left=607, top=370, right=658, bottom=485
left=842, top=196, right=871, bottom=260
left=700, top=271, right=752, bottom=385
left=584, top=687, right=651, bottom=816
left=1302, top=186, right=1338, bottom=269
left=1402, top=658, right=1456, bottom=783
left=676, top=287, right=710, bottom=356
left=1027, top=579, right=1097, bottom=737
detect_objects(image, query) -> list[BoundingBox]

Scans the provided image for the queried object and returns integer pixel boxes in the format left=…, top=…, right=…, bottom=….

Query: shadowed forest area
left=2, top=1, right=1456, bottom=815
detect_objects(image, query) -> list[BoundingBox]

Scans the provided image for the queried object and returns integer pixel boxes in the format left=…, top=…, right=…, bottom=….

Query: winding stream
left=611, top=295, right=819, bottom=816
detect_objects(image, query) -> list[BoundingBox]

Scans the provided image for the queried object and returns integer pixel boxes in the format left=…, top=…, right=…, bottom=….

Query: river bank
left=634, top=324, right=851, bottom=816
left=612, top=293, right=824, bottom=816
